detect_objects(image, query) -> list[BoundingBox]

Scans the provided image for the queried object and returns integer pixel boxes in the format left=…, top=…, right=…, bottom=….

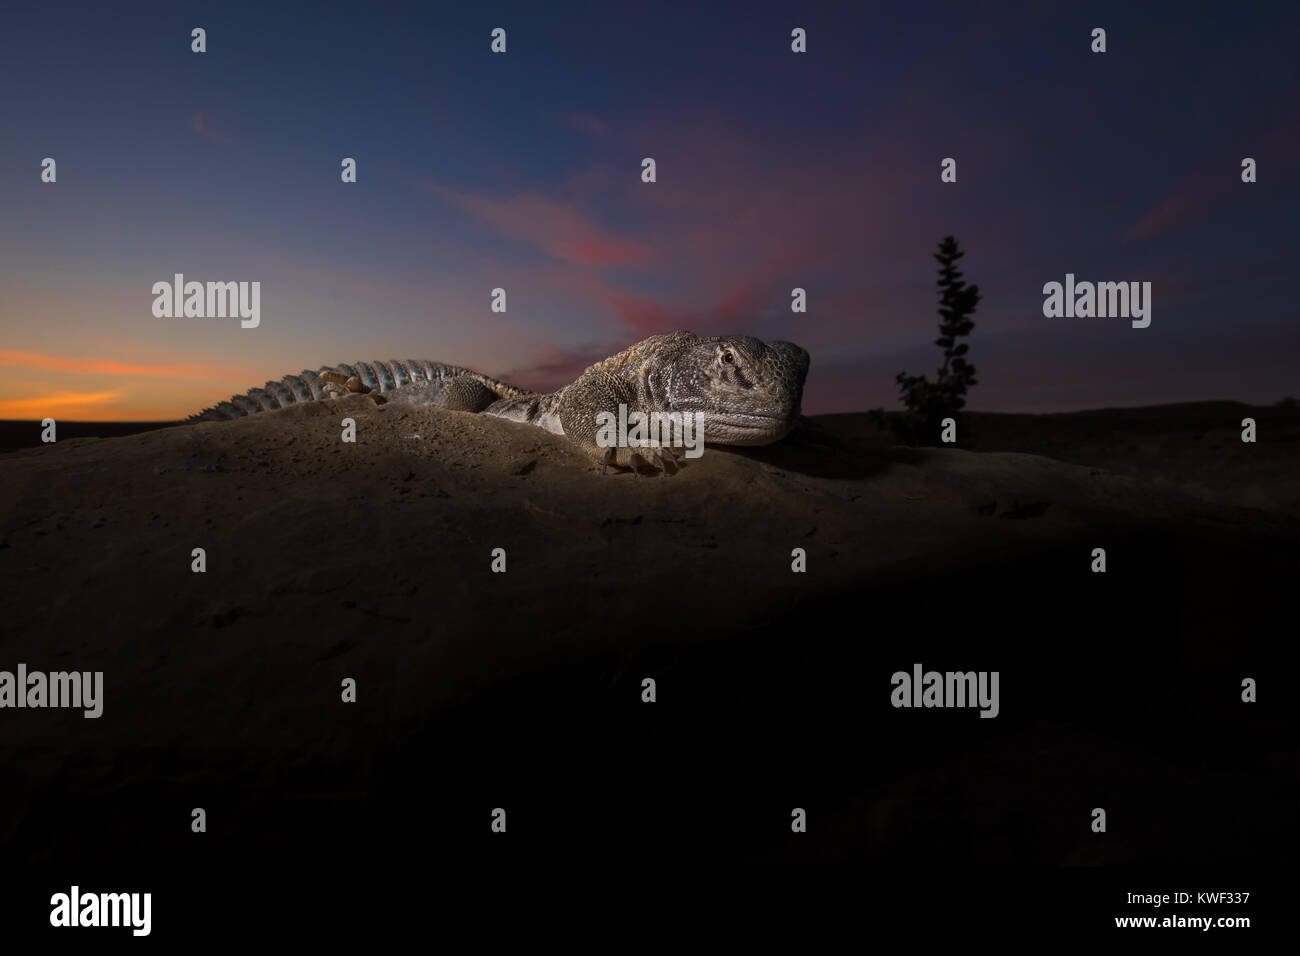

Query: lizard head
left=663, top=334, right=810, bottom=446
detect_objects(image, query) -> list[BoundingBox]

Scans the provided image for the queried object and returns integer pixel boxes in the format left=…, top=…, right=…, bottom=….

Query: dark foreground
left=1, top=400, right=1295, bottom=935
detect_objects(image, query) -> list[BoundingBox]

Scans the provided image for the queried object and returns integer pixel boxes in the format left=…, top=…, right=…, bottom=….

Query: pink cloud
left=606, top=294, right=677, bottom=336
left=190, top=110, right=228, bottom=143
left=1124, top=175, right=1223, bottom=241
left=1125, top=79, right=1298, bottom=242
left=498, top=344, right=615, bottom=392
left=546, top=254, right=812, bottom=338
left=419, top=182, right=651, bottom=266
left=552, top=112, right=610, bottom=138
left=419, top=110, right=979, bottom=344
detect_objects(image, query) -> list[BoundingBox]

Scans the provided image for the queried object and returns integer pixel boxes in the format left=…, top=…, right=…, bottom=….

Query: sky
left=0, top=0, right=1296, bottom=420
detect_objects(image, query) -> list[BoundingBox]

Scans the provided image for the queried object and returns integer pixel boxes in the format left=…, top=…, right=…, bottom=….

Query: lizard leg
left=383, top=376, right=498, bottom=412
left=316, top=370, right=372, bottom=399
left=560, top=372, right=682, bottom=476
left=627, top=445, right=680, bottom=476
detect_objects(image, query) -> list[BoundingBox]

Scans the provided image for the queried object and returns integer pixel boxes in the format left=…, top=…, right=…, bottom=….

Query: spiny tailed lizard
left=184, top=331, right=810, bottom=474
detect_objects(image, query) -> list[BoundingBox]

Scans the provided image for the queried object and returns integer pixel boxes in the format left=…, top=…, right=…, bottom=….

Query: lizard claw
left=629, top=445, right=680, bottom=476
left=654, top=446, right=681, bottom=476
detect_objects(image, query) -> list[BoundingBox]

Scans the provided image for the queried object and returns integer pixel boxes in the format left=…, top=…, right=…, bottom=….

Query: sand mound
left=1, top=395, right=1294, bottom=869
left=1, top=394, right=1288, bottom=727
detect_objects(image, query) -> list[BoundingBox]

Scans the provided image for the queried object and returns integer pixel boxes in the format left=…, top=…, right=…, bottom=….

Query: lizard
left=183, top=331, right=810, bottom=475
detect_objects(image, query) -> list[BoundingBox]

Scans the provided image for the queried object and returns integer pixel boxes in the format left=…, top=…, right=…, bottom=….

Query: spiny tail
left=182, top=359, right=531, bottom=423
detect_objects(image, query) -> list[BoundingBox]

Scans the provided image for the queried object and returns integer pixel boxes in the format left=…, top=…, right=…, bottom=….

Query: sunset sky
left=0, top=1, right=1296, bottom=420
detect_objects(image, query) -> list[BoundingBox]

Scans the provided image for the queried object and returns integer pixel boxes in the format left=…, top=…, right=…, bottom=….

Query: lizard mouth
left=704, top=413, right=796, bottom=444
left=717, top=409, right=796, bottom=426
left=723, top=414, right=788, bottom=428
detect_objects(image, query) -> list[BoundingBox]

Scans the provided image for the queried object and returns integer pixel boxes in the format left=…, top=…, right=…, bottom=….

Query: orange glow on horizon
left=0, top=350, right=227, bottom=379
left=0, top=391, right=129, bottom=418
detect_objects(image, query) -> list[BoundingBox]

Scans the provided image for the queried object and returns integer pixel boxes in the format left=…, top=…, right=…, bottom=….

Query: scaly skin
left=183, top=332, right=810, bottom=474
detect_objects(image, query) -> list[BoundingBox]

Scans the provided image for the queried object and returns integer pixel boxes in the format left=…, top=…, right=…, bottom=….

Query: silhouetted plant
left=893, top=235, right=981, bottom=445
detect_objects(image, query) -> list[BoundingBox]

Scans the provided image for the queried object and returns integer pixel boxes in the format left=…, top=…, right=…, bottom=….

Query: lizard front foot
left=602, top=444, right=680, bottom=476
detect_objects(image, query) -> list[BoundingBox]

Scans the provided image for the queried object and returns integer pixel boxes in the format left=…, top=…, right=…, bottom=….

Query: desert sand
left=0, top=395, right=1295, bottom=875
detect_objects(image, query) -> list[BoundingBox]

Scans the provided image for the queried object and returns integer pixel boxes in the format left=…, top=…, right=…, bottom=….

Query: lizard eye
left=720, top=350, right=735, bottom=365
